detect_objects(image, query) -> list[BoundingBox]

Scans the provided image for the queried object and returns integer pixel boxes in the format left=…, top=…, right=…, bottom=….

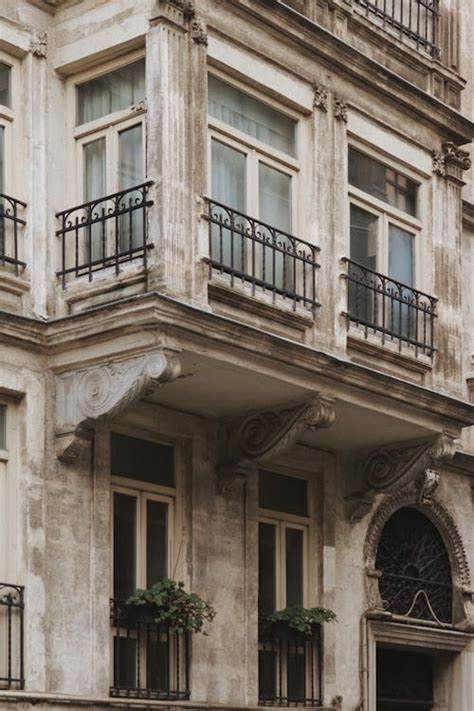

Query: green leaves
left=265, top=606, right=337, bottom=635
left=126, top=579, right=216, bottom=635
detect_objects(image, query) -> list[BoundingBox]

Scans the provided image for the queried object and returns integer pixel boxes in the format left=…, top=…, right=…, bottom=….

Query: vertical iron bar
left=87, top=205, right=92, bottom=282
left=7, top=598, right=12, bottom=687
left=142, top=187, right=148, bottom=270
left=13, top=203, right=19, bottom=276
left=74, top=216, right=79, bottom=280
left=101, top=207, right=106, bottom=270
left=115, top=196, right=120, bottom=275
left=128, top=196, right=133, bottom=257
left=19, top=589, right=24, bottom=689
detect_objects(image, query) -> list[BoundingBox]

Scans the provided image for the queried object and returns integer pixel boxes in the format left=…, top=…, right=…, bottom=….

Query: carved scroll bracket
left=55, top=350, right=181, bottom=463
left=346, top=432, right=457, bottom=522
left=217, top=395, right=336, bottom=494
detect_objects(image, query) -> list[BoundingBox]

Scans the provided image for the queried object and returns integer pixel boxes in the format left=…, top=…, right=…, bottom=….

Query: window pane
left=208, top=75, right=296, bottom=157
left=259, top=470, right=307, bottom=516
left=259, top=522, right=276, bottom=617
left=77, top=59, right=145, bottom=125
left=286, top=528, right=303, bottom=607
left=259, top=163, right=291, bottom=233
left=83, top=138, right=106, bottom=202
left=113, top=493, right=137, bottom=600
left=111, top=434, right=175, bottom=488
left=348, top=148, right=417, bottom=217
left=389, top=224, right=414, bottom=286
left=146, top=500, right=168, bottom=587
left=119, top=124, right=143, bottom=251
left=0, top=126, right=4, bottom=193
left=0, top=404, right=5, bottom=449
left=114, top=637, right=136, bottom=690
left=350, top=204, right=378, bottom=271
left=211, top=139, right=246, bottom=270
left=0, top=63, right=10, bottom=108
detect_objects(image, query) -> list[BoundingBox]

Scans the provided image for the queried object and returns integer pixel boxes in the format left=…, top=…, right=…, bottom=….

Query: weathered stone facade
left=0, top=0, right=472, bottom=709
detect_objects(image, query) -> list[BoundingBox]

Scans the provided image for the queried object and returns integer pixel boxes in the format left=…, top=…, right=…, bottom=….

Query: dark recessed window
left=0, top=63, right=11, bottom=108
left=0, top=404, right=6, bottom=449
left=111, top=433, right=174, bottom=487
left=259, top=470, right=307, bottom=516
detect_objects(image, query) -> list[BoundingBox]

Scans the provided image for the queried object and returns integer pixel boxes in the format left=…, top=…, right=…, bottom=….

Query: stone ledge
left=347, top=330, right=433, bottom=384
left=368, top=616, right=473, bottom=651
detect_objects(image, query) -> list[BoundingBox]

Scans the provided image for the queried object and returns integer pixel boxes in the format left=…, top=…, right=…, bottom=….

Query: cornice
left=0, top=292, right=473, bottom=429
left=216, top=0, right=473, bottom=143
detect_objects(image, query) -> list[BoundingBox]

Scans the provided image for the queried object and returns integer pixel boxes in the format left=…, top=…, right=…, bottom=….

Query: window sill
left=347, top=326, right=433, bottom=384
left=0, top=268, right=30, bottom=312
left=60, top=262, right=148, bottom=313
left=208, top=276, right=315, bottom=343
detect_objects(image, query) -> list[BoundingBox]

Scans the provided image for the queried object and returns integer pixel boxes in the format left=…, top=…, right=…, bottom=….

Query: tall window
left=111, top=432, right=177, bottom=695
left=258, top=470, right=316, bottom=705
left=74, top=58, right=145, bottom=260
left=0, top=61, right=12, bottom=259
left=208, top=74, right=298, bottom=289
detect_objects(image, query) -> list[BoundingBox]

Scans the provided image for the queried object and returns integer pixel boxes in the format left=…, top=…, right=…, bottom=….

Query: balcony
left=353, top=0, right=439, bottom=57
left=342, top=258, right=437, bottom=358
left=0, top=194, right=27, bottom=276
left=56, top=182, right=153, bottom=286
left=204, top=199, right=320, bottom=314
left=110, top=599, right=190, bottom=700
left=258, top=621, right=322, bottom=707
left=0, top=583, right=24, bottom=690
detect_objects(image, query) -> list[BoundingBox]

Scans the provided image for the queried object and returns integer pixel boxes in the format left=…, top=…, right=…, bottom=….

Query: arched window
left=376, top=507, right=453, bottom=624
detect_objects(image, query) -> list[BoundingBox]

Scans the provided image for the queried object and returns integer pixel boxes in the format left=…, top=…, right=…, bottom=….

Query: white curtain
left=119, top=124, right=143, bottom=251
left=259, top=162, right=292, bottom=290
left=83, top=138, right=106, bottom=262
left=77, top=59, right=145, bottom=125
left=211, top=138, right=246, bottom=269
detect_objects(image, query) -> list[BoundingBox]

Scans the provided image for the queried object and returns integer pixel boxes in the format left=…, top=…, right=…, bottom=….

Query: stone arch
left=364, top=476, right=472, bottom=629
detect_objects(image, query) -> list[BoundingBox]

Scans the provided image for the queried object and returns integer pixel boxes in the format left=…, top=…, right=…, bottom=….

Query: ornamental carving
left=364, top=480, right=473, bottom=628
left=346, top=433, right=456, bottom=522
left=333, top=96, right=348, bottom=122
left=55, top=351, right=181, bottom=462
left=432, top=142, right=471, bottom=177
left=191, top=19, right=208, bottom=45
left=313, top=83, right=329, bottom=112
left=217, top=395, right=336, bottom=494
left=30, top=32, right=47, bottom=58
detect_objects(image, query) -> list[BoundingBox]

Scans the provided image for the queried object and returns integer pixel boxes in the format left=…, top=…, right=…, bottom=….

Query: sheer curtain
left=259, top=163, right=292, bottom=291
left=211, top=138, right=246, bottom=269
left=349, top=204, right=379, bottom=321
left=0, top=127, right=4, bottom=257
left=119, top=124, right=143, bottom=251
left=83, top=138, right=106, bottom=262
left=389, top=224, right=415, bottom=338
left=77, top=59, right=145, bottom=125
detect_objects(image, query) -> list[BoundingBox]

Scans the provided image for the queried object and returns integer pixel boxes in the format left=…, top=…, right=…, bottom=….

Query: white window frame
left=0, top=51, right=20, bottom=198
left=67, top=49, right=146, bottom=207
left=348, top=141, right=424, bottom=290
left=207, top=68, right=300, bottom=234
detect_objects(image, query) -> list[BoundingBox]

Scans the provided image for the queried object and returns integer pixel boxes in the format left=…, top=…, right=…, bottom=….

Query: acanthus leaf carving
left=334, top=95, right=348, bottom=122
left=30, top=32, right=47, bottom=58
left=313, top=83, right=329, bottom=112
left=217, top=395, right=336, bottom=495
left=55, top=350, right=181, bottom=463
left=432, top=142, right=471, bottom=179
left=191, top=19, right=208, bottom=45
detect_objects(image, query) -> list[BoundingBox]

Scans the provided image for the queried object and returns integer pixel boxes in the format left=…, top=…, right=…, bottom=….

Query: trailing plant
left=265, top=605, right=337, bottom=635
left=126, top=578, right=216, bottom=635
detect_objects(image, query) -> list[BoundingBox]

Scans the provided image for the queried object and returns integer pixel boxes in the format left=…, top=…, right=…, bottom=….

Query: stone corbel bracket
left=55, top=350, right=181, bottom=463
left=346, top=432, right=457, bottom=522
left=217, top=395, right=336, bottom=494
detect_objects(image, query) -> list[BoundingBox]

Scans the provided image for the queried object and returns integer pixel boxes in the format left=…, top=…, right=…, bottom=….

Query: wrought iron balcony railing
left=204, top=199, right=320, bottom=313
left=353, top=0, right=439, bottom=57
left=0, top=583, right=24, bottom=690
left=342, top=258, right=437, bottom=358
left=56, top=182, right=154, bottom=286
left=110, top=599, right=190, bottom=700
left=0, top=194, right=27, bottom=276
left=258, top=620, right=322, bottom=707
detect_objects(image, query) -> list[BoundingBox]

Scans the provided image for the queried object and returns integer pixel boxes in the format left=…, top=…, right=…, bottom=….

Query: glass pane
left=114, top=637, right=136, bottom=690
left=287, top=647, right=305, bottom=702
left=259, top=163, right=292, bottom=291
left=147, top=637, right=169, bottom=691
left=259, top=470, right=307, bottom=516
left=119, top=124, right=143, bottom=251
left=210, top=138, right=246, bottom=270
left=285, top=528, right=303, bottom=607
left=0, top=404, right=5, bottom=449
left=111, top=434, right=175, bottom=488
left=389, top=224, right=414, bottom=286
left=113, top=493, right=137, bottom=600
left=0, top=63, right=10, bottom=108
left=83, top=138, right=106, bottom=202
left=146, top=500, right=168, bottom=587
left=209, top=75, right=296, bottom=156
left=77, top=59, right=145, bottom=125
left=259, top=522, right=276, bottom=617
left=350, top=204, right=378, bottom=271
left=348, top=148, right=417, bottom=217
left=259, top=649, right=277, bottom=702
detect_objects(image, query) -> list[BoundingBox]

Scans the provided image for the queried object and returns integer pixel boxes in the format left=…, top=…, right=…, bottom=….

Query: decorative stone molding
left=346, top=433, right=457, bottom=522
left=170, top=0, right=195, bottom=16
left=217, top=395, right=336, bottom=493
left=432, top=142, right=471, bottom=181
left=130, top=99, right=147, bottom=114
left=333, top=96, right=348, bottom=122
left=363, top=479, right=473, bottom=628
left=55, top=351, right=181, bottom=463
left=150, top=0, right=195, bottom=27
left=191, top=19, right=208, bottom=45
left=30, top=32, right=47, bottom=58
left=313, top=83, right=329, bottom=112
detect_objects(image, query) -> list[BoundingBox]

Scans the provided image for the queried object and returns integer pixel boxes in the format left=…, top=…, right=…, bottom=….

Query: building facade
left=0, top=0, right=473, bottom=709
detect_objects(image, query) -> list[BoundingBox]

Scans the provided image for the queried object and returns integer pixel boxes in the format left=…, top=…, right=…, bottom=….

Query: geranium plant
left=126, top=578, right=216, bottom=635
left=265, top=605, right=337, bottom=635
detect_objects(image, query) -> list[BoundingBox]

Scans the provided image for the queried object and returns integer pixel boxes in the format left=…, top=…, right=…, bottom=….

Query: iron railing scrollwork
left=0, top=194, right=27, bottom=275
left=342, top=258, right=437, bottom=357
left=56, top=182, right=154, bottom=286
left=0, top=583, right=24, bottom=690
left=110, top=598, right=190, bottom=700
left=353, top=0, right=440, bottom=57
left=203, top=198, right=321, bottom=313
left=258, top=620, right=322, bottom=707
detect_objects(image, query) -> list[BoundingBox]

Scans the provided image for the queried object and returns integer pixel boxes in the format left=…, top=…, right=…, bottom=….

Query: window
left=207, top=74, right=299, bottom=290
left=74, top=57, right=146, bottom=260
left=258, top=470, right=320, bottom=706
left=110, top=433, right=186, bottom=699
